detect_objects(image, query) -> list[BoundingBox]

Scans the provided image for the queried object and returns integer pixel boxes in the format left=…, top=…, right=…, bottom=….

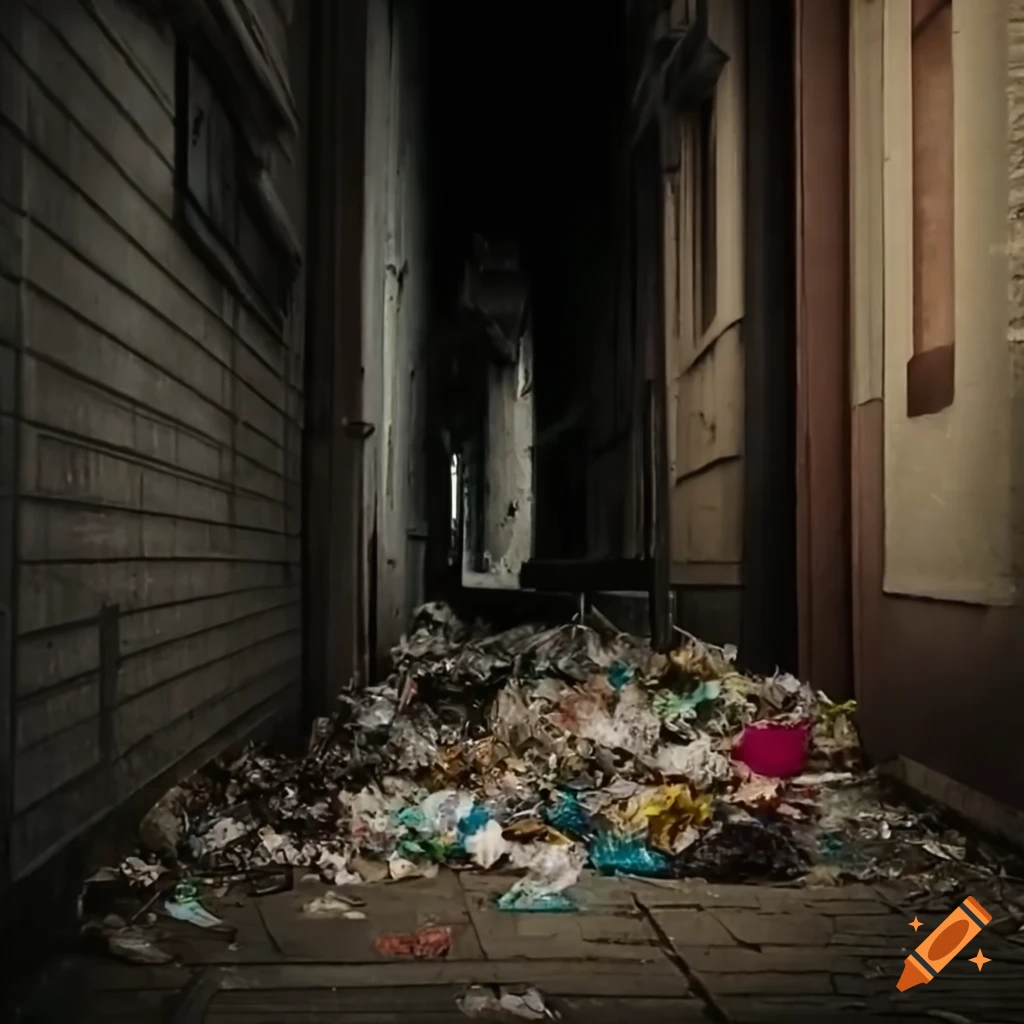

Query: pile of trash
left=116, top=605, right=864, bottom=900
left=96, top=603, right=1023, bottom=926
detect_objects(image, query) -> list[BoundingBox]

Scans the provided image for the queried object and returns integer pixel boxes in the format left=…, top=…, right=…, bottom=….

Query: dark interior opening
left=418, top=0, right=799, bottom=673
left=423, top=0, right=629, bottom=592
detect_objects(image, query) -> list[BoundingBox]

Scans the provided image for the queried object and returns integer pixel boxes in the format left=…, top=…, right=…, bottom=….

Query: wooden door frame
left=793, top=0, right=853, bottom=697
left=302, top=0, right=368, bottom=718
left=634, top=125, right=674, bottom=652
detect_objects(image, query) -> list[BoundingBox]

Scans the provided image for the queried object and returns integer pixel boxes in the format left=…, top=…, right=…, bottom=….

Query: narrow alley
left=2, top=0, right=1024, bottom=1021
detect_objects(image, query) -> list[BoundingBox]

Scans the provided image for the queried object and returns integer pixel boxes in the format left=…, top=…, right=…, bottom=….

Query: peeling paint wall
left=361, top=0, right=430, bottom=665
left=463, top=329, right=535, bottom=589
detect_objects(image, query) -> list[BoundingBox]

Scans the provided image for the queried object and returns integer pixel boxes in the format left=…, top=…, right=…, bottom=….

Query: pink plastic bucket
left=733, top=721, right=810, bottom=778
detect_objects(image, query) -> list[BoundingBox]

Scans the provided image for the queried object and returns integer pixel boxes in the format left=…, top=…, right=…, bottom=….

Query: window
left=907, top=0, right=955, bottom=416
left=174, top=44, right=299, bottom=328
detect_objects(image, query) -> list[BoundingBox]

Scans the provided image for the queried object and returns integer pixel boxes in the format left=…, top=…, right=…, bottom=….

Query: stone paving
left=25, top=870, right=1024, bottom=1023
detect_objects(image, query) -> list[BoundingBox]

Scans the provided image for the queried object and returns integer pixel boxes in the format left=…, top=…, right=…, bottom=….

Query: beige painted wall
left=861, top=0, right=1016, bottom=604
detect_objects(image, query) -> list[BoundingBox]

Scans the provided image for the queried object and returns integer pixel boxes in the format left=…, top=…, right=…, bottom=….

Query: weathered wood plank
left=9, top=677, right=291, bottom=879
left=119, top=586, right=300, bottom=658
left=670, top=457, right=744, bottom=563
left=23, top=235, right=231, bottom=422
left=0, top=18, right=173, bottom=220
left=13, top=716, right=100, bottom=813
left=675, top=324, right=744, bottom=479
left=113, top=635, right=298, bottom=755
left=22, top=286, right=233, bottom=448
left=18, top=559, right=292, bottom=634
left=26, top=0, right=174, bottom=161
left=21, top=428, right=287, bottom=531
left=16, top=676, right=100, bottom=750
left=21, top=356, right=226, bottom=482
left=86, top=0, right=176, bottom=113
left=2, top=24, right=302, bottom=383
left=7, top=60, right=293, bottom=394
left=17, top=624, right=99, bottom=697
left=118, top=603, right=300, bottom=702
left=17, top=589, right=299, bottom=697
left=19, top=141, right=294, bottom=419
left=19, top=499, right=294, bottom=563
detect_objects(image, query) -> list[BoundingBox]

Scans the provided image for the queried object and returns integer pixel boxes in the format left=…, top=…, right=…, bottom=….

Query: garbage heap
left=124, top=602, right=881, bottom=909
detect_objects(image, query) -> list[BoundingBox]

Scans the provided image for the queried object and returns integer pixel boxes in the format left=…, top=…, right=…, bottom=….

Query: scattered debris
left=106, top=928, right=174, bottom=965
left=164, top=898, right=233, bottom=934
left=138, top=787, right=188, bottom=860
left=303, top=891, right=367, bottom=917
left=163, top=881, right=234, bottom=935
left=374, top=924, right=453, bottom=959
left=78, top=601, right=1024, bottom=958
left=459, top=985, right=557, bottom=1021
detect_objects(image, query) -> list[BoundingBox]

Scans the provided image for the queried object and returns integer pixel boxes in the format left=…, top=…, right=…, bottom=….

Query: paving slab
left=649, top=907, right=739, bottom=946
left=710, top=908, right=836, bottom=946
left=629, top=879, right=762, bottom=909
left=254, top=872, right=484, bottom=962
left=156, top=896, right=282, bottom=965
left=463, top=889, right=665, bottom=961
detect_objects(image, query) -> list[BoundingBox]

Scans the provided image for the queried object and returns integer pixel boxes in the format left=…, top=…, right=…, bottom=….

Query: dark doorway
left=422, top=1, right=630, bottom=592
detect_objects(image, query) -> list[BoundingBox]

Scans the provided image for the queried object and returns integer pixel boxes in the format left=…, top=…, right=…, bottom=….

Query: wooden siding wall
left=0, top=0, right=307, bottom=882
left=660, top=0, right=746, bottom=644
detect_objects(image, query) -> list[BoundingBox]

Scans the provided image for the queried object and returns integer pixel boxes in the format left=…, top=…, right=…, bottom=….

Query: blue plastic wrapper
left=394, top=806, right=428, bottom=832
left=608, top=662, right=635, bottom=691
left=457, top=804, right=492, bottom=845
left=496, top=889, right=578, bottom=913
left=588, top=831, right=674, bottom=878
left=543, top=790, right=594, bottom=840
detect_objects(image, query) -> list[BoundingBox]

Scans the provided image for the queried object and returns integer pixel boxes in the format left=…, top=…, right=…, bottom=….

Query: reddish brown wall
left=852, top=401, right=1024, bottom=811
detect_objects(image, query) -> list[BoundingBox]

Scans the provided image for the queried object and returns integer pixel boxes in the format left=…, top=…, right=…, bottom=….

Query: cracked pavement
left=20, top=870, right=1024, bottom=1023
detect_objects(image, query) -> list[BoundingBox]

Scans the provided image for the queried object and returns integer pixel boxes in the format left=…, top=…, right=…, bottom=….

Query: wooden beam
left=794, top=0, right=853, bottom=695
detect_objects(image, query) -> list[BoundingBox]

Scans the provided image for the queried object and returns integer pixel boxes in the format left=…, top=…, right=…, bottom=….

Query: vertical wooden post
left=303, top=0, right=368, bottom=714
left=793, top=0, right=853, bottom=696
left=634, top=125, right=674, bottom=651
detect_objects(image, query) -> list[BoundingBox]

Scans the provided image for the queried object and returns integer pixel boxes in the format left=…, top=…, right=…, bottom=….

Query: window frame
left=172, top=33, right=300, bottom=334
left=906, top=0, right=956, bottom=417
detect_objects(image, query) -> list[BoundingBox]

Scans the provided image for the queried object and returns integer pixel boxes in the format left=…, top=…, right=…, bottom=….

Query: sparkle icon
left=909, top=917, right=923, bottom=931
left=968, top=950, right=990, bottom=971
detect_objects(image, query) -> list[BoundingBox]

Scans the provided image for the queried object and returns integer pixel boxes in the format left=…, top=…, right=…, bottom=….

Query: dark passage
left=424, top=1, right=629, bottom=575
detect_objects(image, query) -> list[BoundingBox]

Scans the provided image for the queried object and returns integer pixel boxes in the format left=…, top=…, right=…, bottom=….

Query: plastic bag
left=588, top=831, right=673, bottom=877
